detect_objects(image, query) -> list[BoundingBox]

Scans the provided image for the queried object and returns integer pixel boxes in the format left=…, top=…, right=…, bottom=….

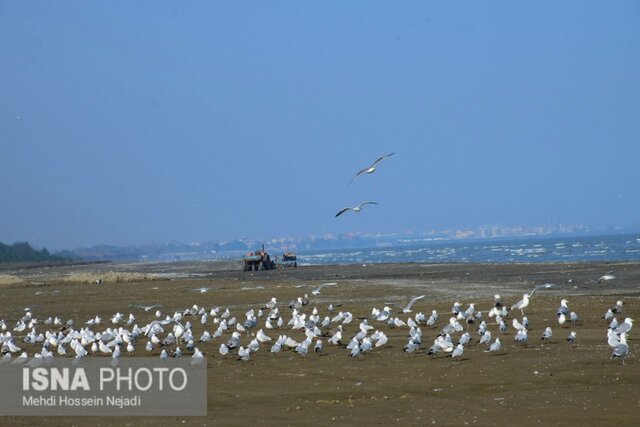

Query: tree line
left=0, top=242, right=69, bottom=264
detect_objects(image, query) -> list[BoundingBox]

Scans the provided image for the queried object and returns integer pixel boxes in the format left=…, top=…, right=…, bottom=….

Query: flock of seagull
left=0, top=273, right=633, bottom=367
left=335, top=153, right=394, bottom=218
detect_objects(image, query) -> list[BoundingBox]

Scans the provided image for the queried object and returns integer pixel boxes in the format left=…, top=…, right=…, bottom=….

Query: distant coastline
left=33, top=231, right=640, bottom=265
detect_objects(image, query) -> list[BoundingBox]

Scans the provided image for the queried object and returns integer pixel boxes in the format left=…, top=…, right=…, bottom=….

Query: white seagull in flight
left=598, top=271, right=616, bottom=283
left=349, top=152, right=395, bottom=184
left=131, top=304, right=162, bottom=312
left=383, top=295, right=426, bottom=314
left=335, top=201, right=379, bottom=218
left=399, top=295, right=427, bottom=313
left=312, top=282, right=337, bottom=296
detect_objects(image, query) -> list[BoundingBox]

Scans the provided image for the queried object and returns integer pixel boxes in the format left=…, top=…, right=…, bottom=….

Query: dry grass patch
left=0, top=274, right=23, bottom=286
left=62, top=271, right=158, bottom=284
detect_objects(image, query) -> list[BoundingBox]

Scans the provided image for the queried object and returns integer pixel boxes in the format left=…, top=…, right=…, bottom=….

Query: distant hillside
left=69, top=240, right=252, bottom=262
left=0, top=242, right=70, bottom=264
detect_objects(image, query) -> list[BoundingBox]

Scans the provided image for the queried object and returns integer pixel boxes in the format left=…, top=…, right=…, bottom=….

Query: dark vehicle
left=242, top=246, right=275, bottom=271
left=279, top=252, right=297, bottom=268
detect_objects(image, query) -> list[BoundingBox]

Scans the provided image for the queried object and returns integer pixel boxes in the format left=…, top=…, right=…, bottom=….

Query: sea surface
left=297, top=233, right=640, bottom=265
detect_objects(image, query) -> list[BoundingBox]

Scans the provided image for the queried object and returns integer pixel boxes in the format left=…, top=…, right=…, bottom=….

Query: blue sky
left=1, top=1, right=639, bottom=249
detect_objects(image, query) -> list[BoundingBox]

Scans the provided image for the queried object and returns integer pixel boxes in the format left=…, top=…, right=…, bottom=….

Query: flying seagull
left=312, top=282, right=337, bottom=296
left=385, top=295, right=426, bottom=313
left=335, top=201, right=378, bottom=218
left=598, top=271, right=616, bottom=283
left=349, top=153, right=395, bottom=184
left=400, top=295, right=426, bottom=313
left=530, top=283, right=559, bottom=296
left=131, top=304, right=162, bottom=312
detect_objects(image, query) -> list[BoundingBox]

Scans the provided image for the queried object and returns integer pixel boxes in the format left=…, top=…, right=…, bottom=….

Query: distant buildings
left=69, top=223, right=603, bottom=262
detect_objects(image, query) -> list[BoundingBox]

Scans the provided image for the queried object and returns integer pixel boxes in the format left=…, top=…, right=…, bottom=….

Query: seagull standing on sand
left=349, top=152, right=395, bottom=184
left=335, top=202, right=379, bottom=218
left=611, top=333, right=629, bottom=364
left=607, top=329, right=621, bottom=348
left=611, top=300, right=624, bottom=313
left=569, top=312, right=579, bottom=324
left=237, top=347, right=250, bottom=361
left=614, top=318, right=634, bottom=336
left=557, top=313, right=567, bottom=327
left=609, top=318, right=619, bottom=330
left=264, top=298, right=277, bottom=310
left=12, top=352, right=28, bottom=364
left=219, top=344, right=229, bottom=356
left=485, top=338, right=502, bottom=353
left=191, top=348, right=204, bottom=365
left=514, top=329, right=528, bottom=344
left=493, top=295, right=503, bottom=308
left=511, top=294, right=531, bottom=315
left=556, top=299, right=569, bottom=316
left=458, top=332, right=471, bottom=346
left=511, top=283, right=558, bottom=315
left=256, top=329, right=272, bottom=343
left=451, top=344, right=464, bottom=359
left=375, top=331, right=388, bottom=347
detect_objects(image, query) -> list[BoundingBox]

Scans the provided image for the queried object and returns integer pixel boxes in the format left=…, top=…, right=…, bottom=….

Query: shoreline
left=2, top=260, right=639, bottom=301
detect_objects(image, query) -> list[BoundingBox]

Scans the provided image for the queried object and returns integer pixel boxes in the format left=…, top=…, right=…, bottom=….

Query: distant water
left=297, top=234, right=640, bottom=265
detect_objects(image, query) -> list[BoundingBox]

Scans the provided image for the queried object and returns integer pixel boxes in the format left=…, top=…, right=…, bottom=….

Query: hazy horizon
left=4, top=217, right=639, bottom=254
left=2, top=2, right=639, bottom=251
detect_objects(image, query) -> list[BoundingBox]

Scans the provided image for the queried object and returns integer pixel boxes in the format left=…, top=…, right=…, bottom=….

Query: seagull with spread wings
left=401, top=295, right=426, bottom=313
left=511, top=283, right=558, bottom=315
left=131, top=304, right=162, bottom=312
left=312, top=282, right=337, bottom=296
left=349, top=152, right=395, bottom=184
left=143, top=318, right=186, bottom=338
left=335, top=201, right=378, bottom=218
left=598, top=271, right=616, bottom=283
left=384, top=295, right=426, bottom=314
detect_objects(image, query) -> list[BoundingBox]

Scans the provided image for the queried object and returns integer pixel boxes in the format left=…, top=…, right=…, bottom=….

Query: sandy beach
left=1, top=260, right=638, bottom=426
